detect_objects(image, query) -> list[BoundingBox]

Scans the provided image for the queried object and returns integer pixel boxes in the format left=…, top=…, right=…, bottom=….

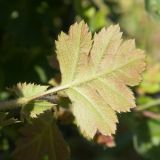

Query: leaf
left=137, top=64, right=160, bottom=94
left=11, top=83, right=54, bottom=119
left=13, top=111, right=70, bottom=160
left=145, top=0, right=160, bottom=19
left=21, top=100, right=55, bottom=120
left=12, top=82, right=48, bottom=98
left=0, top=112, right=17, bottom=127
left=56, top=21, right=145, bottom=139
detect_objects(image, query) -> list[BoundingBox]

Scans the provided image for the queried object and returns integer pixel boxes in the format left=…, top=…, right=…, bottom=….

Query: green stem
left=137, top=98, right=160, bottom=111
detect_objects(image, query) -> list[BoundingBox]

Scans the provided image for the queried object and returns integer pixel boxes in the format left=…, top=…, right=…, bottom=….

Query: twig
left=0, top=98, right=28, bottom=111
left=0, top=84, right=69, bottom=111
left=142, top=111, right=160, bottom=120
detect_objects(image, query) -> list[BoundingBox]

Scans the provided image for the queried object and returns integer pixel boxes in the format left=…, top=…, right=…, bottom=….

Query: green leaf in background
left=133, top=119, right=160, bottom=160
left=89, top=9, right=108, bottom=31
left=145, top=0, right=160, bottom=19
left=137, top=96, right=154, bottom=105
left=13, top=111, right=70, bottom=160
left=74, top=0, right=110, bottom=31
left=137, top=63, right=160, bottom=94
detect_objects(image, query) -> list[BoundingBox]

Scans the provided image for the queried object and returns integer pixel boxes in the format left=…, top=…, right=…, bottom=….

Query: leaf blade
left=56, top=21, right=92, bottom=84
left=56, top=21, right=146, bottom=139
left=11, top=83, right=55, bottom=120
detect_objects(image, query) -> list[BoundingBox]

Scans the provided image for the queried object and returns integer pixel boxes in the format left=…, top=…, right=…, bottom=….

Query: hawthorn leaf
left=13, top=111, right=70, bottom=160
left=12, top=82, right=48, bottom=98
left=56, top=21, right=145, bottom=139
left=21, top=100, right=54, bottom=120
left=11, top=83, right=55, bottom=119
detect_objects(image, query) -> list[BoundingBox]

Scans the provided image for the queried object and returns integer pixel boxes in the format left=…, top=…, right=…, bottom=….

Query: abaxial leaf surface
left=56, top=21, right=145, bottom=139
left=12, top=82, right=48, bottom=98
left=12, top=83, right=54, bottom=119
left=21, top=100, right=54, bottom=120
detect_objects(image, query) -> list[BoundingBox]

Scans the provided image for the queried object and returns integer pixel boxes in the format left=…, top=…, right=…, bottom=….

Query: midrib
left=65, top=57, right=142, bottom=89
left=35, top=56, right=142, bottom=99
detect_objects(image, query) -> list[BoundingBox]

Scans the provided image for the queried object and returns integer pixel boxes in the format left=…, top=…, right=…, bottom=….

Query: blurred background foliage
left=0, top=0, right=160, bottom=160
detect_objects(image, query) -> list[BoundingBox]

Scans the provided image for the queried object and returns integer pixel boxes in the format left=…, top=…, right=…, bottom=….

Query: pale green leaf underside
left=56, top=21, right=145, bottom=138
left=12, top=82, right=48, bottom=98
left=21, top=100, right=55, bottom=120
left=12, top=83, right=52, bottom=120
left=13, top=111, right=70, bottom=160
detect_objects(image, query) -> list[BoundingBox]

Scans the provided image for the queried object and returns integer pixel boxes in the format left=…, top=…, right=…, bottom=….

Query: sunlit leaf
left=12, top=82, right=48, bottom=98
left=56, top=21, right=145, bottom=139
left=11, top=83, right=54, bottom=119
left=21, top=100, right=55, bottom=120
